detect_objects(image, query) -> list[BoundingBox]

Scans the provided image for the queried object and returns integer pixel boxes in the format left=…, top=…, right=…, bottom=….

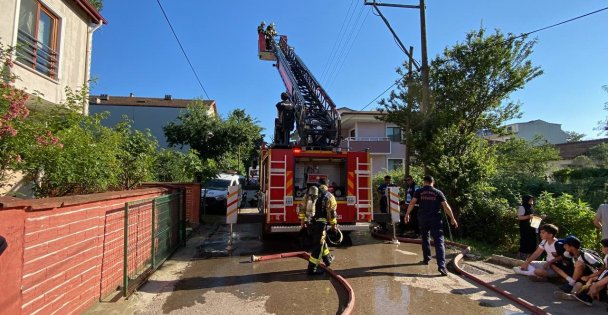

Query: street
left=85, top=218, right=607, bottom=315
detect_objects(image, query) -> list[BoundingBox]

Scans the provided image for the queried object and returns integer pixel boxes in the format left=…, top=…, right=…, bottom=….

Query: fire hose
left=371, top=231, right=548, bottom=315
left=251, top=251, right=355, bottom=315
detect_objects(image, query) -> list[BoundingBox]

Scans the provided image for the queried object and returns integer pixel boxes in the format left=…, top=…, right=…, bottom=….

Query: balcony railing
left=340, top=137, right=391, bottom=153
left=16, top=29, right=57, bottom=79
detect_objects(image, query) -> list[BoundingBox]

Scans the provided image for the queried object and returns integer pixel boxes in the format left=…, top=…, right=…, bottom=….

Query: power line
left=155, top=0, right=210, bottom=99
left=320, top=0, right=357, bottom=83
left=326, top=7, right=371, bottom=89
left=361, top=5, right=608, bottom=110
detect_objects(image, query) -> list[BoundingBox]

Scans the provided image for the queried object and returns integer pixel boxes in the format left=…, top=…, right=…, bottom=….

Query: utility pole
left=404, top=46, right=414, bottom=177
left=419, top=0, right=430, bottom=113
left=364, top=0, right=430, bottom=113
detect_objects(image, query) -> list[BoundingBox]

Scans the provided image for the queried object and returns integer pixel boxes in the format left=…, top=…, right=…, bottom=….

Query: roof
left=89, top=95, right=217, bottom=114
left=554, top=138, right=608, bottom=160
left=74, top=0, right=107, bottom=25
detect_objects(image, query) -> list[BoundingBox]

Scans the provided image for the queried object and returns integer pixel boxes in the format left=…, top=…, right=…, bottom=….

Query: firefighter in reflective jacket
left=303, top=181, right=338, bottom=275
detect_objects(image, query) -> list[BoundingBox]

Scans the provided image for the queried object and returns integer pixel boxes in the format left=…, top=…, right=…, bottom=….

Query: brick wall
left=0, top=187, right=174, bottom=315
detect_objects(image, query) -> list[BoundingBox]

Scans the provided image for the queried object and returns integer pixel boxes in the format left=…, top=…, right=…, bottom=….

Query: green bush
left=459, top=194, right=518, bottom=251
left=534, top=192, right=597, bottom=249
left=154, top=149, right=206, bottom=182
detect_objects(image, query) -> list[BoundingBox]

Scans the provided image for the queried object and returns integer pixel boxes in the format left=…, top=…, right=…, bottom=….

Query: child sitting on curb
left=572, top=238, right=608, bottom=306
left=514, top=224, right=560, bottom=280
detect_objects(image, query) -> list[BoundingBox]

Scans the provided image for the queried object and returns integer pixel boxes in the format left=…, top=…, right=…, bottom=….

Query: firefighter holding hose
left=302, top=179, right=338, bottom=275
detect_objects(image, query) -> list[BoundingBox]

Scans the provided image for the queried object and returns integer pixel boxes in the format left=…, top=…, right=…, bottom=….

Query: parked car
left=201, top=173, right=246, bottom=214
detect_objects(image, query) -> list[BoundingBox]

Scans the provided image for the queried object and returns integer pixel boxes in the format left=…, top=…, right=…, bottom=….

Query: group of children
left=514, top=223, right=608, bottom=307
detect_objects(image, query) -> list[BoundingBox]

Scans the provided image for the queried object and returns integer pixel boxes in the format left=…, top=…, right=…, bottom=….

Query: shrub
left=534, top=192, right=597, bottom=249
left=459, top=194, right=518, bottom=251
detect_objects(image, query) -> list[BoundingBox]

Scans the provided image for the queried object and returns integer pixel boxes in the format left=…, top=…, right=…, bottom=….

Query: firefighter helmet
left=326, top=227, right=343, bottom=245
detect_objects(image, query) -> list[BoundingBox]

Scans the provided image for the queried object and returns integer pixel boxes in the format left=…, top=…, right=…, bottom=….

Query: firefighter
left=257, top=21, right=266, bottom=34
left=275, top=92, right=294, bottom=146
left=306, top=179, right=338, bottom=275
left=265, top=23, right=276, bottom=48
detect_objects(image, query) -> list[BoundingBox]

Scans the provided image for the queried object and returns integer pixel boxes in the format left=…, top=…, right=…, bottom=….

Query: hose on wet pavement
left=371, top=231, right=548, bottom=315
left=251, top=251, right=355, bottom=315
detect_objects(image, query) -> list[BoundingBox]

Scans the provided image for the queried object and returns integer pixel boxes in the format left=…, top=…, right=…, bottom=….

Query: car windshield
left=205, top=179, right=231, bottom=190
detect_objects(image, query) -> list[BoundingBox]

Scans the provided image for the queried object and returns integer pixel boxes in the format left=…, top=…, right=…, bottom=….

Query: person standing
left=274, top=92, right=294, bottom=146
left=377, top=175, right=396, bottom=232
left=593, top=203, right=608, bottom=239
left=517, top=195, right=538, bottom=260
left=404, top=175, right=458, bottom=276
left=306, top=179, right=338, bottom=275
left=400, top=175, right=420, bottom=236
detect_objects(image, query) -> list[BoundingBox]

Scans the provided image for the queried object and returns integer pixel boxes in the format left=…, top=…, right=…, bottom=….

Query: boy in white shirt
left=515, top=224, right=560, bottom=279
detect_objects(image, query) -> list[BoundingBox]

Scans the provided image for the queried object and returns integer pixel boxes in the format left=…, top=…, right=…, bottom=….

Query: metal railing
left=16, top=29, right=57, bottom=78
left=122, top=190, right=185, bottom=297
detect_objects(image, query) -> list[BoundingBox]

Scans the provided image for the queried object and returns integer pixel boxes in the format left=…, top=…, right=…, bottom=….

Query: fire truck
left=257, top=27, right=373, bottom=234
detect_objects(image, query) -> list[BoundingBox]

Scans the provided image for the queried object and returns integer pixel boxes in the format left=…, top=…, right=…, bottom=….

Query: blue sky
left=91, top=0, right=608, bottom=141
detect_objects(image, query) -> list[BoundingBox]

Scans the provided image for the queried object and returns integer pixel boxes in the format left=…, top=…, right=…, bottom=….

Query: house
left=486, top=119, right=569, bottom=144
left=89, top=94, right=217, bottom=148
left=0, top=0, right=106, bottom=110
left=338, top=107, right=406, bottom=175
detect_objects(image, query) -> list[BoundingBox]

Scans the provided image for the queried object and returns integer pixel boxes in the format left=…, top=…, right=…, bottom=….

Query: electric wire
left=156, top=0, right=210, bottom=99
left=326, top=7, right=372, bottom=89
left=320, top=0, right=357, bottom=83
left=325, top=5, right=368, bottom=86
left=361, top=5, right=608, bottom=110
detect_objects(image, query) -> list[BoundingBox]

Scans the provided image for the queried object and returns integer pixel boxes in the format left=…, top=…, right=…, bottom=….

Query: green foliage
left=551, top=167, right=608, bottom=210
left=458, top=194, right=518, bottom=251
left=164, top=103, right=263, bottom=180
left=565, top=131, right=586, bottom=143
left=114, top=117, right=158, bottom=190
left=154, top=149, right=207, bottom=182
left=495, top=137, right=560, bottom=177
left=89, top=0, right=103, bottom=11
left=0, top=44, right=30, bottom=188
left=534, top=192, right=597, bottom=249
left=588, top=143, right=608, bottom=167
left=379, top=28, right=543, bottom=218
left=15, top=86, right=122, bottom=197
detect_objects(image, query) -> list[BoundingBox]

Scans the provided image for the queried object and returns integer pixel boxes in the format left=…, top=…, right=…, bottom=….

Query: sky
left=90, top=0, right=608, bottom=141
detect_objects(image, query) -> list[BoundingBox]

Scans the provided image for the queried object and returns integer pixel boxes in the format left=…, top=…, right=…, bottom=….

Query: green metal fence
left=123, top=190, right=185, bottom=297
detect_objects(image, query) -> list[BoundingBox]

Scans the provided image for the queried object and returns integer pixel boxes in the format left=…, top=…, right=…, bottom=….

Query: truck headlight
left=215, top=195, right=226, bottom=201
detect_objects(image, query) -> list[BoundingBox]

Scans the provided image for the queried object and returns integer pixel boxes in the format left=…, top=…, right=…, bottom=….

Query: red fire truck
left=257, top=27, right=373, bottom=233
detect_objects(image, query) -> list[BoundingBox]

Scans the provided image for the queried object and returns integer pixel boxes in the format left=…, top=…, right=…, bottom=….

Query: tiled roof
left=89, top=95, right=217, bottom=114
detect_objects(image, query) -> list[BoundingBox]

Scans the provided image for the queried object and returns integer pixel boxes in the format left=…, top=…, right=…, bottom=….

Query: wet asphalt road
left=86, top=219, right=608, bottom=314
left=151, top=223, right=515, bottom=315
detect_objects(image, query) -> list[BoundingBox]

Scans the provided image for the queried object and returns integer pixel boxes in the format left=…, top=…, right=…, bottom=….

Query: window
left=17, top=0, right=59, bottom=79
left=387, top=159, right=403, bottom=171
left=349, top=129, right=356, bottom=138
left=386, top=127, right=402, bottom=142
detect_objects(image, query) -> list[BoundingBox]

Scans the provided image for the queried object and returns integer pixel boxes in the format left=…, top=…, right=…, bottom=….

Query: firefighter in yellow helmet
left=305, top=179, right=338, bottom=275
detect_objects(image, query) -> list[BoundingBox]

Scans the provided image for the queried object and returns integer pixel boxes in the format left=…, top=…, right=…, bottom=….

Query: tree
left=599, top=85, right=608, bottom=136
left=163, top=102, right=263, bottom=179
left=588, top=143, right=608, bottom=168
left=380, top=28, right=543, bottom=217
left=565, top=131, right=586, bottom=143
left=89, top=0, right=103, bottom=11
left=154, top=149, right=204, bottom=182
left=114, top=117, right=158, bottom=190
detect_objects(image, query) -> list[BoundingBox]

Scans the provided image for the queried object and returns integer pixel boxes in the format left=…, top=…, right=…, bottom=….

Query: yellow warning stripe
left=227, top=207, right=238, bottom=217
left=227, top=190, right=238, bottom=199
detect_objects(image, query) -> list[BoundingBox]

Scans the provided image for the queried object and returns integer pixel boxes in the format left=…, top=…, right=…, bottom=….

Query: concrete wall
left=0, top=0, right=92, bottom=106
left=0, top=184, right=198, bottom=315
left=517, top=121, right=568, bottom=144
left=90, top=105, right=184, bottom=148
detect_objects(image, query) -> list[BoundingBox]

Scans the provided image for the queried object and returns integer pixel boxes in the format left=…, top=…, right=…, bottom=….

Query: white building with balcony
left=338, top=107, right=406, bottom=174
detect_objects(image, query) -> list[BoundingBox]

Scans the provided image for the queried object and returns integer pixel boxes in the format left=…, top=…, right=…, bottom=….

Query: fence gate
left=122, top=191, right=185, bottom=297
